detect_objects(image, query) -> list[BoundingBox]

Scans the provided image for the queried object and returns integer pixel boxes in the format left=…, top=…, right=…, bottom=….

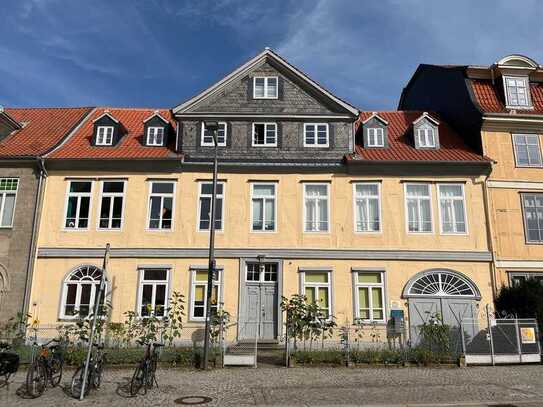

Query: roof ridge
left=5, top=106, right=94, bottom=110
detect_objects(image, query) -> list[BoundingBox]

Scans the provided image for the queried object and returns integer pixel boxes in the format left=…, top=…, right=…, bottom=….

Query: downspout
left=482, top=170, right=499, bottom=301
left=21, top=157, right=47, bottom=323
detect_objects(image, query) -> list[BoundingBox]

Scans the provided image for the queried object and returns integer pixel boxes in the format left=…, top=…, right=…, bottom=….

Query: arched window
left=406, top=270, right=477, bottom=297
left=60, top=265, right=104, bottom=319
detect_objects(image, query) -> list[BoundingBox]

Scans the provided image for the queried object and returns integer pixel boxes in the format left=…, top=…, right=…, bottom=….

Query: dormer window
left=367, top=128, right=384, bottom=147
left=147, top=127, right=164, bottom=146
left=504, top=76, right=531, bottom=108
left=201, top=122, right=227, bottom=146
left=413, top=113, right=440, bottom=150
left=96, top=126, right=114, bottom=145
left=253, top=77, right=278, bottom=99
left=417, top=126, right=436, bottom=148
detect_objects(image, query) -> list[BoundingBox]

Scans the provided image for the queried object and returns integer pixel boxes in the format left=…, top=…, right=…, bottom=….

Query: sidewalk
left=1, top=365, right=542, bottom=406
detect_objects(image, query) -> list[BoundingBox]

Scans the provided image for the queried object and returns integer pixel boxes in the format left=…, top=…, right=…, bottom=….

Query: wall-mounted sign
left=521, top=327, right=536, bottom=344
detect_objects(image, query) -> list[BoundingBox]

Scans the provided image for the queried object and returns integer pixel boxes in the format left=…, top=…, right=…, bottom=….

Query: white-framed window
left=0, top=178, right=18, bottom=228
left=354, top=271, right=385, bottom=322
left=438, top=184, right=467, bottom=234
left=190, top=268, right=221, bottom=320
left=253, top=76, right=278, bottom=99
left=137, top=268, right=169, bottom=317
left=513, top=134, right=542, bottom=167
left=60, top=265, right=104, bottom=319
left=521, top=193, right=543, bottom=243
left=405, top=183, right=432, bottom=233
left=96, top=126, right=114, bottom=145
left=98, top=181, right=125, bottom=229
left=367, top=128, right=384, bottom=147
left=509, top=272, right=543, bottom=286
left=417, top=125, right=436, bottom=148
left=354, top=183, right=380, bottom=232
left=252, top=123, right=277, bottom=147
left=64, top=180, right=92, bottom=229
left=304, top=183, right=329, bottom=232
left=251, top=183, right=276, bottom=232
left=302, top=271, right=331, bottom=318
left=304, top=123, right=329, bottom=147
left=246, top=262, right=278, bottom=282
left=146, top=127, right=165, bottom=146
left=504, top=76, right=531, bottom=108
left=147, top=181, right=174, bottom=230
left=198, top=182, right=224, bottom=231
left=201, top=122, right=227, bottom=147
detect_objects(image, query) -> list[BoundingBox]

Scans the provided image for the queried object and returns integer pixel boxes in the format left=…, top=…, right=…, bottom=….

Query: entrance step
left=227, top=341, right=283, bottom=354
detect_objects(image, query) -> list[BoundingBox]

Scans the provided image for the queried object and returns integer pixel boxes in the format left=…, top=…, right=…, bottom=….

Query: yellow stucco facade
left=482, top=127, right=543, bottom=289
left=30, top=168, right=494, bottom=342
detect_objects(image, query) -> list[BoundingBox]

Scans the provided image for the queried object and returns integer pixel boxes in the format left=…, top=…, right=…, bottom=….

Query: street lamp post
left=202, top=121, right=219, bottom=370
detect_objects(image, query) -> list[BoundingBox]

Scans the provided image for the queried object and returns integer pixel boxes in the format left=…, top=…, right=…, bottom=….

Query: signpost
left=79, top=243, right=110, bottom=400
left=202, top=122, right=219, bottom=370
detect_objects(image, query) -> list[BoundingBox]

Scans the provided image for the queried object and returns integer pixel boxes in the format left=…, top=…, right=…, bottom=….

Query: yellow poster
left=520, top=327, right=536, bottom=344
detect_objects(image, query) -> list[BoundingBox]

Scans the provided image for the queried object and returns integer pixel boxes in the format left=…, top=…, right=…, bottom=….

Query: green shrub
left=13, top=345, right=201, bottom=368
left=292, top=346, right=457, bottom=366
left=291, top=349, right=343, bottom=365
left=495, top=279, right=543, bottom=337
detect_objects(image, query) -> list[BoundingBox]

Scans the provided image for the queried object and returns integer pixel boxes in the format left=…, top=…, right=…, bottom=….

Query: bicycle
left=0, top=342, right=20, bottom=387
left=70, top=342, right=106, bottom=398
left=24, top=338, right=64, bottom=398
left=129, top=342, right=163, bottom=396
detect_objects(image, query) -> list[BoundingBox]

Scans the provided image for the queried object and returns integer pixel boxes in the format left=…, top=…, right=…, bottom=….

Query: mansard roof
left=469, top=79, right=543, bottom=115
left=0, top=107, right=92, bottom=159
left=349, top=111, right=490, bottom=163
left=173, top=48, right=359, bottom=116
left=47, top=107, right=180, bottom=160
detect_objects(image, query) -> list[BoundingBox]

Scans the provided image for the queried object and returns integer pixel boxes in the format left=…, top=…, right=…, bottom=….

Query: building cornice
left=37, top=247, right=492, bottom=262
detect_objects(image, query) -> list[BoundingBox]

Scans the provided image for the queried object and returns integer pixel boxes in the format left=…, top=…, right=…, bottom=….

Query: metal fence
left=461, top=316, right=541, bottom=365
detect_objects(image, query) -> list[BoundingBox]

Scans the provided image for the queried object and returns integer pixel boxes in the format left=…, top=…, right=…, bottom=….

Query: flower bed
left=290, top=347, right=458, bottom=367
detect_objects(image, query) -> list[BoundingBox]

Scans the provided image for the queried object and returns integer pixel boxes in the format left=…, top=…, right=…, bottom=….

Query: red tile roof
left=0, top=107, right=92, bottom=158
left=48, top=108, right=180, bottom=159
left=470, top=79, right=543, bottom=114
left=349, top=111, right=489, bottom=163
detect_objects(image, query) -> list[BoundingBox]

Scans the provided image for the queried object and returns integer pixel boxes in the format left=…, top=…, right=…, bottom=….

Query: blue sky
left=3, top=0, right=543, bottom=110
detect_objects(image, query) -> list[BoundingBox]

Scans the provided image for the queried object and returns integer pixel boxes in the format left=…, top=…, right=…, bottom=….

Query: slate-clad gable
left=191, top=61, right=342, bottom=115
left=92, top=114, right=122, bottom=146
left=174, top=48, right=358, bottom=163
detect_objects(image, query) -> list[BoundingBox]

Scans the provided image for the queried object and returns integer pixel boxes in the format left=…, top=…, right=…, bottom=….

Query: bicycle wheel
left=49, top=355, right=63, bottom=387
left=25, top=361, right=46, bottom=398
left=92, top=359, right=103, bottom=388
left=146, top=357, right=157, bottom=390
left=70, top=366, right=90, bottom=399
left=129, top=363, right=145, bottom=396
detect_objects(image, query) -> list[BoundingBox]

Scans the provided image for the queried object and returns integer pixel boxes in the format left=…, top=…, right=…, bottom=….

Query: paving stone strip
left=0, top=366, right=542, bottom=406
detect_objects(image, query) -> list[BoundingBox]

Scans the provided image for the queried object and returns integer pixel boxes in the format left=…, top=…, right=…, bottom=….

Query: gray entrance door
left=239, top=263, right=278, bottom=341
left=409, top=298, right=477, bottom=352
left=406, top=270, right=480, bottom=353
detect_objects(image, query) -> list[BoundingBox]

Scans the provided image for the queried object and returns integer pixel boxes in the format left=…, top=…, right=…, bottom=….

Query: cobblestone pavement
left=1, top=365, right=543, bottom=406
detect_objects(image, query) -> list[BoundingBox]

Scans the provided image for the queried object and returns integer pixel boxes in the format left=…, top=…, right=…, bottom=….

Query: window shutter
left=278, top=77, right=284, bottom=100
left=196, top=122, right=202, bottom=148
left=277, top=123, right=282, bottom=149
left=247, top=77, right=253, bottom=100
left=383, top=126, right=389, bottom=149
left=176, top=122, right=183, bottom=152
left=434, top=126, right=440, bottom=149
left=247, top=123, right=253, bottom=148
left=226, top=122, right=232, bottom=148
left=328, top=123, right=334, bottom=149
